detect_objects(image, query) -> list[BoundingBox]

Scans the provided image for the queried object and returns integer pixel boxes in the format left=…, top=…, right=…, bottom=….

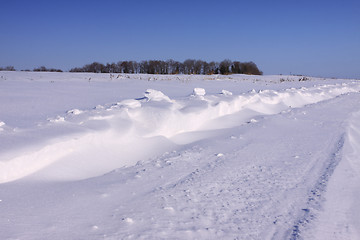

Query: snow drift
left=1, top=82, right=360, bottom=183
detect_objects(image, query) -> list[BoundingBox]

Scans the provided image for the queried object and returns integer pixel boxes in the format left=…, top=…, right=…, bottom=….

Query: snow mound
left=143, top=89, right=172, bottom=102
left=118, top=99, right=141, bottom=109
left=67, top=109, right=83, bottom=115
left=192, top=88, right=206, bottom=96
left=48, top=116, right=65, bottom=123
left=1, top=82, right=360, bottom=183
left=221, top=90, right=233, bottom=96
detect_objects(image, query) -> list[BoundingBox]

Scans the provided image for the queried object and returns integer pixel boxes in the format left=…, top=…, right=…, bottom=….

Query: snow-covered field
left=0, top=71, right=359, bottom=239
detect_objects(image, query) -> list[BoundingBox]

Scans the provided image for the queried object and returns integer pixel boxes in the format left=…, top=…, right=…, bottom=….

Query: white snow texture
left=0, top=72, right=359, bottom=240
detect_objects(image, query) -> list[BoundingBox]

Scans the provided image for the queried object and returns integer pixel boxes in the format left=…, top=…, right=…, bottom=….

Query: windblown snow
left=0, top=72, right=359, bottom=239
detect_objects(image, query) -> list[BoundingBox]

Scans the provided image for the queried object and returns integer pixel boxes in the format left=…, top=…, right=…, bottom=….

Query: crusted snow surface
left=0, top=72, right=360, bottom=239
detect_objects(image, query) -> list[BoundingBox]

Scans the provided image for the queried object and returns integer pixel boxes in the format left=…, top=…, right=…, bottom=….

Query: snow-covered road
left=0, top=72, right=359, bottom=239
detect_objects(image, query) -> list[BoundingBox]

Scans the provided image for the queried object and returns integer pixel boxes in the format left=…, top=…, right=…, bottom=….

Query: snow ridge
left=0, top=82, right=360, bottom=183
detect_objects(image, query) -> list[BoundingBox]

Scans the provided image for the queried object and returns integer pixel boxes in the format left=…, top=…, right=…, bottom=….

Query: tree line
left=33, top=66, right=63, bottom=72
left=69, top=59, right=262, bottom=75
left=0, top=59, right=262, bottom=75
left=0, top=66, right=63, bottom=72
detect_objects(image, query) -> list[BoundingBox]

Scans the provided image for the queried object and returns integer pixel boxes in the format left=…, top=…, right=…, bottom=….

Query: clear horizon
left=1, top=0, right=359, bottom=79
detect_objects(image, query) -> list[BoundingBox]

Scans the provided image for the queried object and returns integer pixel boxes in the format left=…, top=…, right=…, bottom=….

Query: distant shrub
left=69, top=67, right=85, bottom=73
left=0, top=66, right=16, bottom=71
left=298, top=76, right=309, bottom=81
left=33, top=66, right=63, bottom=72
left=70, top=62, right=105, bottom=73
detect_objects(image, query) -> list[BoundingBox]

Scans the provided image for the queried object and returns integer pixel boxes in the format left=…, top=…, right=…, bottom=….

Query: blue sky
left=1, top=0, right=359, bottom=78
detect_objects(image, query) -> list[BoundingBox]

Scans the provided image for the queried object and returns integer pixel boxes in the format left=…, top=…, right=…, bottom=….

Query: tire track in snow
left=289, top=134, right=345, bottom=240
left=310, top=110, right=360, bottom=239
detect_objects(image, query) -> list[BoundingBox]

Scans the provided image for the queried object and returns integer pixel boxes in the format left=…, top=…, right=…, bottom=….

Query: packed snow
left=0, top=71, right=359, bottom=239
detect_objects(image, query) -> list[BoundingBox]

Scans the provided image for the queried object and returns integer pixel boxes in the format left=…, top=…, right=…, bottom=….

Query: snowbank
left=1, top=81, right=360, bottom=183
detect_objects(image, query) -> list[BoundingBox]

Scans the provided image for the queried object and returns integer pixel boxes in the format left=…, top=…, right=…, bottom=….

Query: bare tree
left=219, top=59, right=232, bottom=75
left=240, top=62, right=262, bottom=75
left=183, top=59, right=195, bottom=74
left=231, top=61, right=241, bottom=74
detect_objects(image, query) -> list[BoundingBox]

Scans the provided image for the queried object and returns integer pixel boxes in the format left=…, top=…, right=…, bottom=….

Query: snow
left=0, top=71, right=360, bottom=239
left=311, top=110, right=360, bottom=239
left=192, top=87, right=206, bottom=96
